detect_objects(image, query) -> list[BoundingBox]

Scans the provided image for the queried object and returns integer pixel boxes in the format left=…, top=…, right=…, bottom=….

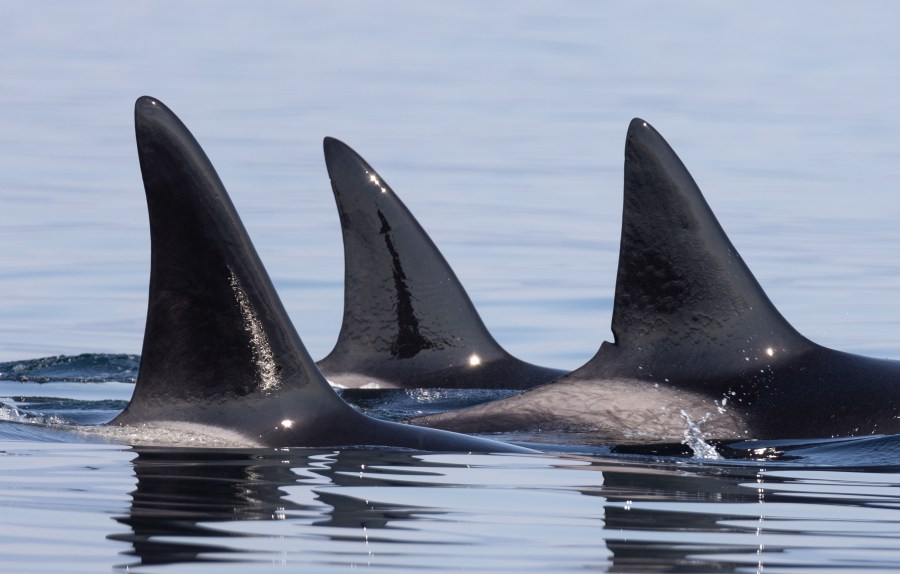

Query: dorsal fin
left=110, top=97, right=532, bottom=453
left=112, top=96, right=331, bottom=421
left=317, top=138, right=565, bottom=389
left=591, top=118, right=814, bottom=386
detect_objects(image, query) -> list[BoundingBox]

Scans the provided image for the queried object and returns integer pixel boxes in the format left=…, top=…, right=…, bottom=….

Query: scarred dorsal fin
left=317, top=138, right=565, bottom=389
left=112, top=96, right=332, bottom=422
left=590, top=119, right=814, bottom=388
left=110, top=97, right=531, bottom=453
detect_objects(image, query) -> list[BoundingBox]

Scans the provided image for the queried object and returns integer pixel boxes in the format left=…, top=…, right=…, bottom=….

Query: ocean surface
left=3, top=2, right=900, bottom=571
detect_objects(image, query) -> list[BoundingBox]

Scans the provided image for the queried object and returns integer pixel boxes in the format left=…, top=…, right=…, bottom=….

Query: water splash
left=0, top=400, right=67, bottom=426
left=0, top=402, right=30, bottom=424
left=714, top=397, right=728, bottom=414
left=680, top=410, right=722, bottom=460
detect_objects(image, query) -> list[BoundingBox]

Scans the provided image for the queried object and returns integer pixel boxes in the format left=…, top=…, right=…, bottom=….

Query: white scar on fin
left=228, top=267, right=280, bottom=392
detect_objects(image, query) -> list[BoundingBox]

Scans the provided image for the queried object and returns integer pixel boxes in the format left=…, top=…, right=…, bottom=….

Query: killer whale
left=108, top=96, right=529, bottom=453
left=413, top=118, right=900, bottom=441
left=316, top=137, right=566, bottom=389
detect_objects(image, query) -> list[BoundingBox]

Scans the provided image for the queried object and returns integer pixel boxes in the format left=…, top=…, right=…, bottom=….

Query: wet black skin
left=108, top=96, right=530, bottom=453
left=414, top=119, right=900, bottom=440
left=316, top=138, right=566, bottom=389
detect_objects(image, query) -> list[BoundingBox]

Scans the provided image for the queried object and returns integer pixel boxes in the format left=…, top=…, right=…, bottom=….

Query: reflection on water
left=4, top=1, right=900, bottom=572
left=3, top=366, right=900, bottom=572
left=2, top=374, right=900, bottom=571
left=63, top=444, right=892, bottom=572
left=110, top=448, right=608, bottom=571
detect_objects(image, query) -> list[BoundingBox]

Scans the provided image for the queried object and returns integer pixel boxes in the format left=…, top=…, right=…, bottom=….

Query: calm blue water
left=3, top=2, right=900, bottom=571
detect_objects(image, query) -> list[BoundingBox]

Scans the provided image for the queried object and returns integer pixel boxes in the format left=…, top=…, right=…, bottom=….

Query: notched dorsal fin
left=594, top=118, right=813, bottom=384
left=114, top=96, right=329, bottom=420
left=317, top=138, right=563, bottom=388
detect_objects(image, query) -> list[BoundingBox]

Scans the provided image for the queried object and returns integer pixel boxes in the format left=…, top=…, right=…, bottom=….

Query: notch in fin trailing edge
left=591, top=118, right=814, bottom=387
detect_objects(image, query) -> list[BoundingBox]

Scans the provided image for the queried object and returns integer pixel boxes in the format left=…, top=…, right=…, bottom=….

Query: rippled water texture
left=3, top=357, right=900, bottom=572
left=3, top=1, right=900, bottom=572
left=2, top=433, right=900, bottom=573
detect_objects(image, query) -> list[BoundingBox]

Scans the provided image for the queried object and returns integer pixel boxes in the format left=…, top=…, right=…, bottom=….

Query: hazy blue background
left=3, top=1, right=900, bottom=369
left=4, top=5, right=900, bottom=572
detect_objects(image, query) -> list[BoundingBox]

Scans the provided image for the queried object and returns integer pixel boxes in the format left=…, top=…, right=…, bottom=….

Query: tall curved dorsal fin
left=590, top=119, right=814, bottom=387
left=111, top=98, right=531, bottom=453
left=317, top=138, right=565, bottom=389
left=112, top=96, right=332, bottom=421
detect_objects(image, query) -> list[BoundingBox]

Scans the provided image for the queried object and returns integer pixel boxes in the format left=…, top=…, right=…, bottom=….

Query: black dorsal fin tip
left=115, top=96, right=334, bottom=422
left=604, top=117, right=810, bottom=371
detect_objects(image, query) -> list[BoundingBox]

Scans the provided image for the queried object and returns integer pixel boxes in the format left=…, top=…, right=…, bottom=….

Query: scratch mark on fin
left=228, top=267, right=280, bottom=393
